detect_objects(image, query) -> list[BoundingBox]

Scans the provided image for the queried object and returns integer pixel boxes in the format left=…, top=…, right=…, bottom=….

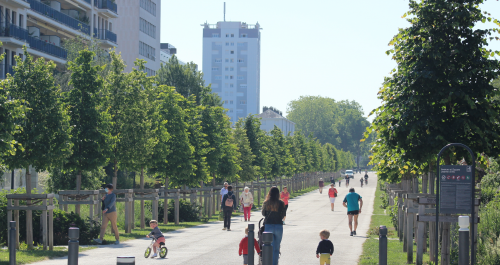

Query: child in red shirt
left=239, top=228, right=261, bottom=265
left=280, top=187, right=290, bottom=225
left=328, top=183, right=338, bottom=211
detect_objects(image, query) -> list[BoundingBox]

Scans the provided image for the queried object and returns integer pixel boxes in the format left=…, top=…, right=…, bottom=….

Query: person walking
left=220, top=182, right=229, bottom=202
left=338, top=178, right=341, bottom=187
left=94, top=184, right=119, bottom=245
left=319, top=178, right=324, bottom=194
left=280, top=186, right=290, bottom=225
left=327, top=183, right=338, bottom=211
left=240, top=187, right=254, bottom=222
left=262, top=187, right=286, bottom=265
left=342, top=188, right=363, bottom=236
left=221, top=185, right=237, bottom=231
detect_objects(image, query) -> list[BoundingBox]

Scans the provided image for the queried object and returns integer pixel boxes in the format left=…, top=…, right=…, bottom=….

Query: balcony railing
left=27, top=36, right=67, bottom=59
left=0, top=23, right=30, bottom=41
left=94, top=28, right=117, bottom=43
left=94, top=0, right=118, bottom=14
left=0, top=64, right=15, bottom=79
left=27, top=0, right=90, bottom=35
left=83, top=0, right=91, bottom=4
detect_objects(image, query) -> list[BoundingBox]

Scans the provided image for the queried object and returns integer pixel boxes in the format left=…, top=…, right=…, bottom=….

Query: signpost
left=436, top=143, right=475, bottom=265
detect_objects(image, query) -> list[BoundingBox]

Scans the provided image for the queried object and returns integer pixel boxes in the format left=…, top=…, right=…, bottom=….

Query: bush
left=388, top=197, right=398, bottom=231
left=477, top=197, right=500, bottom=264
left=146, top=199, right=201, bottom=224
left=379, top=192, right=389, bottom=209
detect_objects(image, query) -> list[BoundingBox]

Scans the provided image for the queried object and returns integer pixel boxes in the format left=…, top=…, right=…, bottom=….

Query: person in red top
left=280, top=186, right=290, bottom=225
left=239, top=227, right=261, bottom=265
left=328, top=183, right=339, bottom=211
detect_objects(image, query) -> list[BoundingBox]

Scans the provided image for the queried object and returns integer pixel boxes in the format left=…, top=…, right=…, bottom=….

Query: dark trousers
left=223, top=206, right=233, bottom=229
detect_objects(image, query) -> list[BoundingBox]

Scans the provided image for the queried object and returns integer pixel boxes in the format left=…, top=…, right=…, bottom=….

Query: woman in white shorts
left=328, top=183, right=338, bottom=211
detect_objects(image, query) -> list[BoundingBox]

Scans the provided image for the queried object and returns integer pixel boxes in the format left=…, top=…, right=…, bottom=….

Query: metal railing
left=0, top=23, right=29, bottom=41
left=94, top=0, right=118, bottom=14
left=94, top=28, right=117, bottom=43
left=27, top=36, right=68, bottom=59
left=27, top=0, right=90, bottom=35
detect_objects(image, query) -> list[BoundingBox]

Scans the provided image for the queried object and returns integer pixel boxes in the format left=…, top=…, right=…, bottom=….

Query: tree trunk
left=113, top=160, right=118, bottom=188
left=75, top=170, right=82, bottom=215
left=140, top=167, right=145, bottom=229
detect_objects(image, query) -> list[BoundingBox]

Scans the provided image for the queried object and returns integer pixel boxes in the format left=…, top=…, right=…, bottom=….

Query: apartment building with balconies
left=0, top=0, right=119, bottom=79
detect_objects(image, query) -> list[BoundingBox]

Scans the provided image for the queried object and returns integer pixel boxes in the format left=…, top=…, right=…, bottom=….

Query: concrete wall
left=260, top=118, right=295, bottom=136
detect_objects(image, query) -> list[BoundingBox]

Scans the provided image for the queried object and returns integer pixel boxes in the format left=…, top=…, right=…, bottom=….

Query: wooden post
left=407, top=199, right=414, bottom=263
left=258, top=182, right=261, bottom=207
left=63, top=195, right=68, bottom=212
left=175, top=190, right=180, bottom=225
left=26, top=171, right=33, bottom=250
left=163, top=187, right=168, bottom=225
left=398, top=193, right=404, bottom=242
left=208, top=189, right=212, bottom=219
left=42, top=199, right=47, bottom=250
left=7, top=198, right=12, bottom=248
left=48, top=197, right=53, bottom=251
left=441, top=221, right=451, bottom=265
left=416, top=202, right=425, bottom=265
left=152, top=197, right=158, bottom=221
left=429, top=173, right=436, bottom=261
left=14, top=200, right=19, bottom=249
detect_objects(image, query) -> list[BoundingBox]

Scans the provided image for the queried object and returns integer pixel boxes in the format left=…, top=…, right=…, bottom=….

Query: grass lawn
left=358, top=179, right=433, bottom=264
left=0, top=246, right=96, bottom=265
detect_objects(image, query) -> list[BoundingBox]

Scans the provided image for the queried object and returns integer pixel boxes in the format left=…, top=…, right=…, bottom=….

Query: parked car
left=345, top=170, right=354, bottom=179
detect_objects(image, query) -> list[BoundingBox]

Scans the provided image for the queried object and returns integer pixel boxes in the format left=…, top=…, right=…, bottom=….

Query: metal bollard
left=458, top=216, right=469, bottom=265
left=248, top=224, right=255, bottom=265
left=68, top=227, right=79, bottom=265
left=117, top=256, right=135, bottom=265
left=379, top=225, right=388, bottom=265
left=262, top=232, right=273, bottom=265
left=9, top=221, right=16, bottom=265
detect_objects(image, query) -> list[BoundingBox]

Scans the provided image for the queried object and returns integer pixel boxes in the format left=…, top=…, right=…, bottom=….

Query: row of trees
left=0, top=44, right=355, bottom=192
left=367, top=0, right=500, bottom=181
left=287, top=96, right=375, bottom=168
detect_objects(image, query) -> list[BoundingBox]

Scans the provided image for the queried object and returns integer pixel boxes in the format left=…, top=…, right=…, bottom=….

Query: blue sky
left=160, top=0, right=500, bottom=120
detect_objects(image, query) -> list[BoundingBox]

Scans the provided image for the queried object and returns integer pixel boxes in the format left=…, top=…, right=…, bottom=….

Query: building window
left=225, top=67, right=228, bottom=71
left=212, top=50, right=219, bottom=54
left=225, top=83, right=229, bottom=88
left=212, top=67, right=219, bottom=71
left=139, top=41, right=156, bottom=61
left=231, top=34, right=234, bottom=37
left=224, top=100, right=228, bottom=104
left=237, top=76, right=244, bottom=80
left=140, top=0, right=156, bottom=16
left=237, top=42, right=245, bottom=46
left=230, top=100, right=233, bottom=104
left=231, top=42, right=234, bottom=46
left=240, top=67, right=247, bottom=71
left=229, top=109, right=233, bottom=113
left=140, top=18, right=156, bottom=39
left=215, top=58, right=222, bottom=63
left=212, top=33, right=220, bottom=38
left=230, top=67, right=234, bottom=71
left=230, top=76, right=233, bottom=79
left=238, top=59, right=245, bottom=63
left=240, top=84, right=247, bottom=88
left=230, top=84, right=234, bottom=88
left=225, top=42, right=229, bottom=46
left=240, top=34, right=247, bottom=38
left=230, top=50, right=234, bottom=54
left=214, top=76, right=222, bottom=80
left=240, top=100, right=247, bottom=104
left=225, top=59, right=229, bottom=63
left=215, top=42, right=222, bottom=46
left=225, top=76, right=229, bottom=80
left=143, top=67, right=156, bottom=77
left=225, top=34, right=229, bottom=37
left=230, top=59, right=234, bottom=63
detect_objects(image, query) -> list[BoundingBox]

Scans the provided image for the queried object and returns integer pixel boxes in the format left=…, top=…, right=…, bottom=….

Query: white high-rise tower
left=202, top=21, right=261, bottom=123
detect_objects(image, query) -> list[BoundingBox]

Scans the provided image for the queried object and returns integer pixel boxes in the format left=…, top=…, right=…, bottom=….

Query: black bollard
left=9, top=221, right=16, bottom=265
left=262, top=232, right=273, bottom=265
left=458, top=216, right=469, bottom=265
left=248, top=224, right=255, bottom=265
left=379, top=225, right=387, bottom=265
left=117, top=256, right=135, bottom=265
left=68, top=227, right=79, bottom=265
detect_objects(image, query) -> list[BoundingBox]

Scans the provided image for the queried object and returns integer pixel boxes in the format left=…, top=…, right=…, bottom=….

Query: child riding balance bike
left=145, top=220, right=167, bottom=258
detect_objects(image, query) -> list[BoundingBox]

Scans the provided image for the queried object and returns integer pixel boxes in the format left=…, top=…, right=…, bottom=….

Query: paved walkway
left=31, top=173, right=377, bottom=265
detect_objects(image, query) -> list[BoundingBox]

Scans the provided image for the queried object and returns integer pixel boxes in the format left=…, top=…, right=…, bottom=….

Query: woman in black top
left=221, top=185, right=237, bottom=231
left=262, top=187, right=285, bottom=265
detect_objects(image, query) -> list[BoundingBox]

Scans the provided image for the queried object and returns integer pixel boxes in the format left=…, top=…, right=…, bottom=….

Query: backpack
left=225, top=194, right=234, bottom=207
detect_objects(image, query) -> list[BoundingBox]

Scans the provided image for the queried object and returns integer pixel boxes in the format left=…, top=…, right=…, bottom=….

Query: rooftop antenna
left=224, top=2, right=226, bottom=22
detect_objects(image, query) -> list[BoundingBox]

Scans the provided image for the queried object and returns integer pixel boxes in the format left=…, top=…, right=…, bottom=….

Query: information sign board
left=439, top=165, right=473, bottom=214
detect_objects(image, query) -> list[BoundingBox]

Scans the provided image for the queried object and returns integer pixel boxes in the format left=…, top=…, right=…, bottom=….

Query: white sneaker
left=93, top=239, right=102, bottom=244
left=151, top=253, right=157, bottom=258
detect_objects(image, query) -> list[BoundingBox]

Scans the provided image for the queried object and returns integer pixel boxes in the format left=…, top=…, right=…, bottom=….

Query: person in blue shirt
left=94, top=184, right=119, bottom=245
left=342, top=188, right=363, bottom=236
